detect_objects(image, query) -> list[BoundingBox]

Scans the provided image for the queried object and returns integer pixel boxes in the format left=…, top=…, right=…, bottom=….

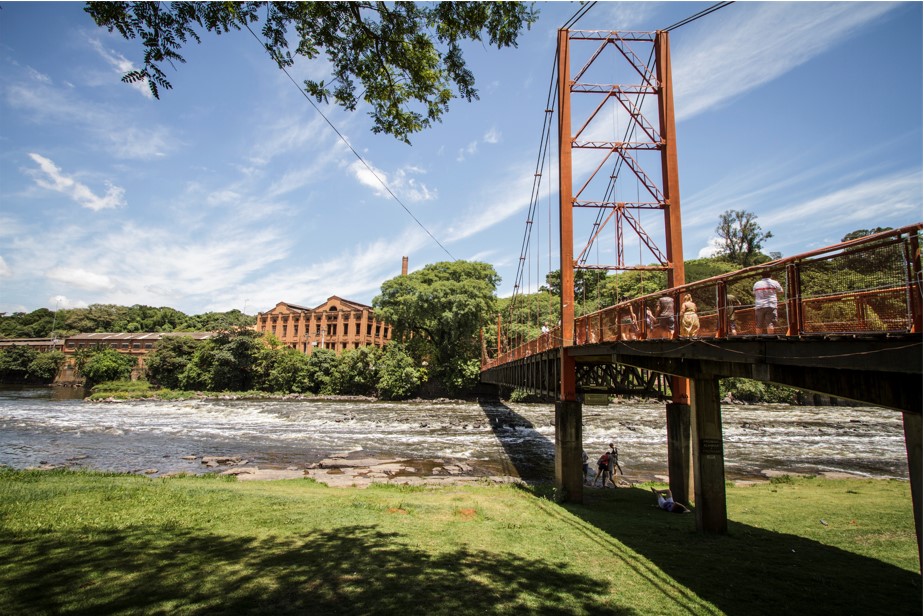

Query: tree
left=374, top=261, right=499, bottom=377
left=145, top=335, right=205, bottom=389
left=255, top=344, right=312, bottom=394
left=80, top=348, right=136, bottom=387
left=0, top=346, right=39, bottom=381
left=375, top=343, right=420, bottom=400
left=85, top=1, right=537, bottom=143
left=714, top=209, right=774, bottom=267
left=28, top=351, right=66, bottom=382
left=179, top=328, right=263, bottom=391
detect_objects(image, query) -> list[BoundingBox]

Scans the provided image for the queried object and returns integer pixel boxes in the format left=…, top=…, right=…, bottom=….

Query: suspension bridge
left=477, top=27, right=923, bottom=561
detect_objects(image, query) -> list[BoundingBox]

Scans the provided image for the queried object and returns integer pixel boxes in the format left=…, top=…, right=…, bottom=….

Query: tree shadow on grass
left=0, top=523, right=627, bottom=615
left=477, top=398, right=555, bottom=482
left=542, top=486, right=921, bottom=615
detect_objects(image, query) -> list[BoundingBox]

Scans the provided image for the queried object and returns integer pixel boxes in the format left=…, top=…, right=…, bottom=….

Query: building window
left=132, top=342, right=141, bottom=349
left=282, top=325, right=287, bottom=337
left=316, top=325, right=321, bottom=335
left=355, top=323, right=360, bottom=335
left=367, top=324, right=372, bottom=336
left=383, top=326, right=389, bottom=338
left=293, top=324, right=298, bottom=336
left=144, top=343, right=153, bottom=350
left=66, top=341, right=75, bottom=348
left=375, top=325, right=381, bottom=337
left=121, top=342, right=129, bottom=349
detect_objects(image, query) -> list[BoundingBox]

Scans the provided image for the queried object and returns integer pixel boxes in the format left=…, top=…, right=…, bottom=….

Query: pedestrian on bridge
left=679, top=293, right=700, bottom=338
left=655, top=295, right=675, bottom=338
left=753, top=273, right=784, bottom=334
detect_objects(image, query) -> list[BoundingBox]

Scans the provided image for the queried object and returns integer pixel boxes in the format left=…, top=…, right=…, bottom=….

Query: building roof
left=65, top=332, right=213, bottom=341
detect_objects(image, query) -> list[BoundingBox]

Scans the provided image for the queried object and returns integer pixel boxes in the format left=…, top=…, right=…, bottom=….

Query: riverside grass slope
left=0, top=470, right=918, bottom=615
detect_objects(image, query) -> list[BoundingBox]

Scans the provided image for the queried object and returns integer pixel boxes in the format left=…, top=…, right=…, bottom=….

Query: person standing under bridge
left=753, top=273, right=784, bottom=334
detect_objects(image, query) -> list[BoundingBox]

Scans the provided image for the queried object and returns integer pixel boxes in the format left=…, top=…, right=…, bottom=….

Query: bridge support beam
left=903, top=412, right=922, bottom=568
left=555, top=400, right=583, bottom=503
left=691, top=375, right=728, bottom=533
left=666, top=403, right=693, bottom=506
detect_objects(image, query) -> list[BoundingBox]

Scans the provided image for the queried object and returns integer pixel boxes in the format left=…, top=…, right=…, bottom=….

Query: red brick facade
left=255, top=296, right=392, bottom=355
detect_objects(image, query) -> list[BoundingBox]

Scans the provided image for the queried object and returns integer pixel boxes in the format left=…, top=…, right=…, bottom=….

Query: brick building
left=255, top=296, right=392, bottom=355
left=59, top=332, right=213, bottom=382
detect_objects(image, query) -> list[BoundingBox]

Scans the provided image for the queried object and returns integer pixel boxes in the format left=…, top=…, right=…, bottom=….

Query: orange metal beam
left=558, top=28, right=577, bottom=402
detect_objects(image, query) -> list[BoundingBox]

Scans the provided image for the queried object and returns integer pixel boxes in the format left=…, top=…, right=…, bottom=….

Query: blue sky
left=1, top=1, right=921, bottom=316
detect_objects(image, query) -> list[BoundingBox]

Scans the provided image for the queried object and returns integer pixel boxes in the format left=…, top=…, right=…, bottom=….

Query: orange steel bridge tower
left=555, top=28, right=691, bottom=503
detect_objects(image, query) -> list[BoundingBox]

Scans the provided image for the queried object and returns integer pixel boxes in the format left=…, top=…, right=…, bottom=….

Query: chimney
left=401, top=256, right=409, bottom=276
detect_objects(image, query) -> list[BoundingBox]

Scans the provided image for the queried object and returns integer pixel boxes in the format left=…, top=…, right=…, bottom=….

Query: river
left=0, top=386, right=909, bottom=482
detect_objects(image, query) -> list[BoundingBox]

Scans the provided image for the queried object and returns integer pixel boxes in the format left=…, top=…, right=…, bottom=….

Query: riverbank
left=0, top=469, right=918, bottom=614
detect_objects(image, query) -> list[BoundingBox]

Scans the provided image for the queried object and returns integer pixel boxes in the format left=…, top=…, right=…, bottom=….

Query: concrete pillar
left=902, top=412, right=922, bottom=569
left=691, top=375, right=728, bottom=533
left=555, top=400, right=583, bottom=503
left=666, top=402, right=693, bottom=505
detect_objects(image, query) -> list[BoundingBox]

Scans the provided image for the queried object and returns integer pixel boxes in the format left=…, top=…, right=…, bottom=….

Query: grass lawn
left=0, top=469, right=918, bottom=615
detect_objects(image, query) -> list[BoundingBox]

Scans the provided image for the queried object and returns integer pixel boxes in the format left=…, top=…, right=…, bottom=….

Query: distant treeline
left=0, top=304, right=255, bottom=338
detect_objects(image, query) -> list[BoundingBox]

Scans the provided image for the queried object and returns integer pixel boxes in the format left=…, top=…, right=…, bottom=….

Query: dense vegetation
left=0, top=304, right=254, bottom=338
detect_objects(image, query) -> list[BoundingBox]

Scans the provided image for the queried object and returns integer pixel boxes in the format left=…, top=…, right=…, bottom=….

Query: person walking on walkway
left=753, top=273, right=784, bottom=334
left=679, top=293, right=699, bottom=338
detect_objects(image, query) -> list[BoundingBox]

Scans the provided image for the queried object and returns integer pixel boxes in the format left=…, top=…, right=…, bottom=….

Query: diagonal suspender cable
left=242, top=20, right=456, bottom=261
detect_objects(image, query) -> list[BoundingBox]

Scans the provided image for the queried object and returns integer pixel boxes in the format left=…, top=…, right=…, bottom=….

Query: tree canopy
left=374, top=260, right=499, bottom=369
left=85, top=1, right=537, bottom=143
left=714, top=209, right=774, bottom=267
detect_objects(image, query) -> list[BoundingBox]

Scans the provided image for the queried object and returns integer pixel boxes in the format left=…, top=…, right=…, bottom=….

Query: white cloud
left=443, top=172, right=534, bottom=243
left=88, top=38, right=153, bottom=100
left=27, top=153, right=126, bottom=211
left=674, top=2, right=898, bottom=121
left=599, top=1, right=660, bottom=29
left=348, top=160, right=437, bottom=203
left=6, top=81, right=174, bottom=160
left=48, top=295, right=87, bottom=310
left=483, top=127, right=501, bottom=144
left=761, top=169, right=922, bottom=229
left=457, top=140, right=478, bottom=162
left=697, top=237, right=722, bottom=259
left=46, top=267, right=115, bottom=291
left=0, top=256, right=12, bottom=279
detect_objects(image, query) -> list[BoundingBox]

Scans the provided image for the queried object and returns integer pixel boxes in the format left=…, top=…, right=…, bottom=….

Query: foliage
left=0, top=345, right=38, bottom=380
left=329, top=346, right=383, bottom=396
left=144, top=335, right=205, bottom=389
left=715, top=209, right=774, bottom=266
left=0, top=304, right=254, bottom=338
left=304, top=348, right=339, bottom=395
left=720, top=377, right=798, bottom=404
left=84, top=1, right=537, bottom=143
left=254, top=344, right=313, bottom=394
left=79, top=348, right=137, bottom=388
left=27, top=350, right=65, bottom=382
left=179, top=328, right=263, bottom=392
left=375, top=261, right=499, bottom=383
left=375, top=343, right=421, bottom=400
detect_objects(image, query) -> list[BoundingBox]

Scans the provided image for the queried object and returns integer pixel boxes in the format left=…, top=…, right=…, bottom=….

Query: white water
left=0, top=387, right=909, bottom=481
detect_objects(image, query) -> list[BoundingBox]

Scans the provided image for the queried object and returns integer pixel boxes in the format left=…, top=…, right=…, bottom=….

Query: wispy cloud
left=674, top=2, right=898, bottom=120
left=0, top=256, right=12, bottom=279
left=6, top=81, right=174, bottom=159
left=27, top=153, right=126, bottom=211
left=442, top=171, right=534, bottom=243
left=87, top=38, right=153, bottom=99
left=348, top=160, right=437, bottom=203
left=46, top=267, right=115, bottom=291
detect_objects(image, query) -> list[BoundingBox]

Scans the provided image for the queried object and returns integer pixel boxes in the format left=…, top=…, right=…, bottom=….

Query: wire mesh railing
left=483, top=223, right=922, bottom=370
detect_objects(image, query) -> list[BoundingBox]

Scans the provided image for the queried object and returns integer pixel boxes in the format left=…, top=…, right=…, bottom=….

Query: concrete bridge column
left=666, top=402, right=693, bottom=506
left=902, top=412, right=922, bottom=568
left=691, top=375, right=728, bottom=533
left=555, top=400, right=583, bottom=503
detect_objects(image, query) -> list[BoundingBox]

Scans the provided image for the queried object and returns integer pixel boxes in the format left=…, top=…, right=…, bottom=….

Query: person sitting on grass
left=651, top=487, right=690, bottom=513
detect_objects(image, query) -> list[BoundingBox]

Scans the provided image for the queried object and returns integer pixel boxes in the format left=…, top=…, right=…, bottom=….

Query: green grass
left=0, top=469, right=918, bottom=615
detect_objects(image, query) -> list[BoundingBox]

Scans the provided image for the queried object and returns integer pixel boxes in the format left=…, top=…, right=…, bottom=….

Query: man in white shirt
left=753, top=273, right=784, bottom=334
